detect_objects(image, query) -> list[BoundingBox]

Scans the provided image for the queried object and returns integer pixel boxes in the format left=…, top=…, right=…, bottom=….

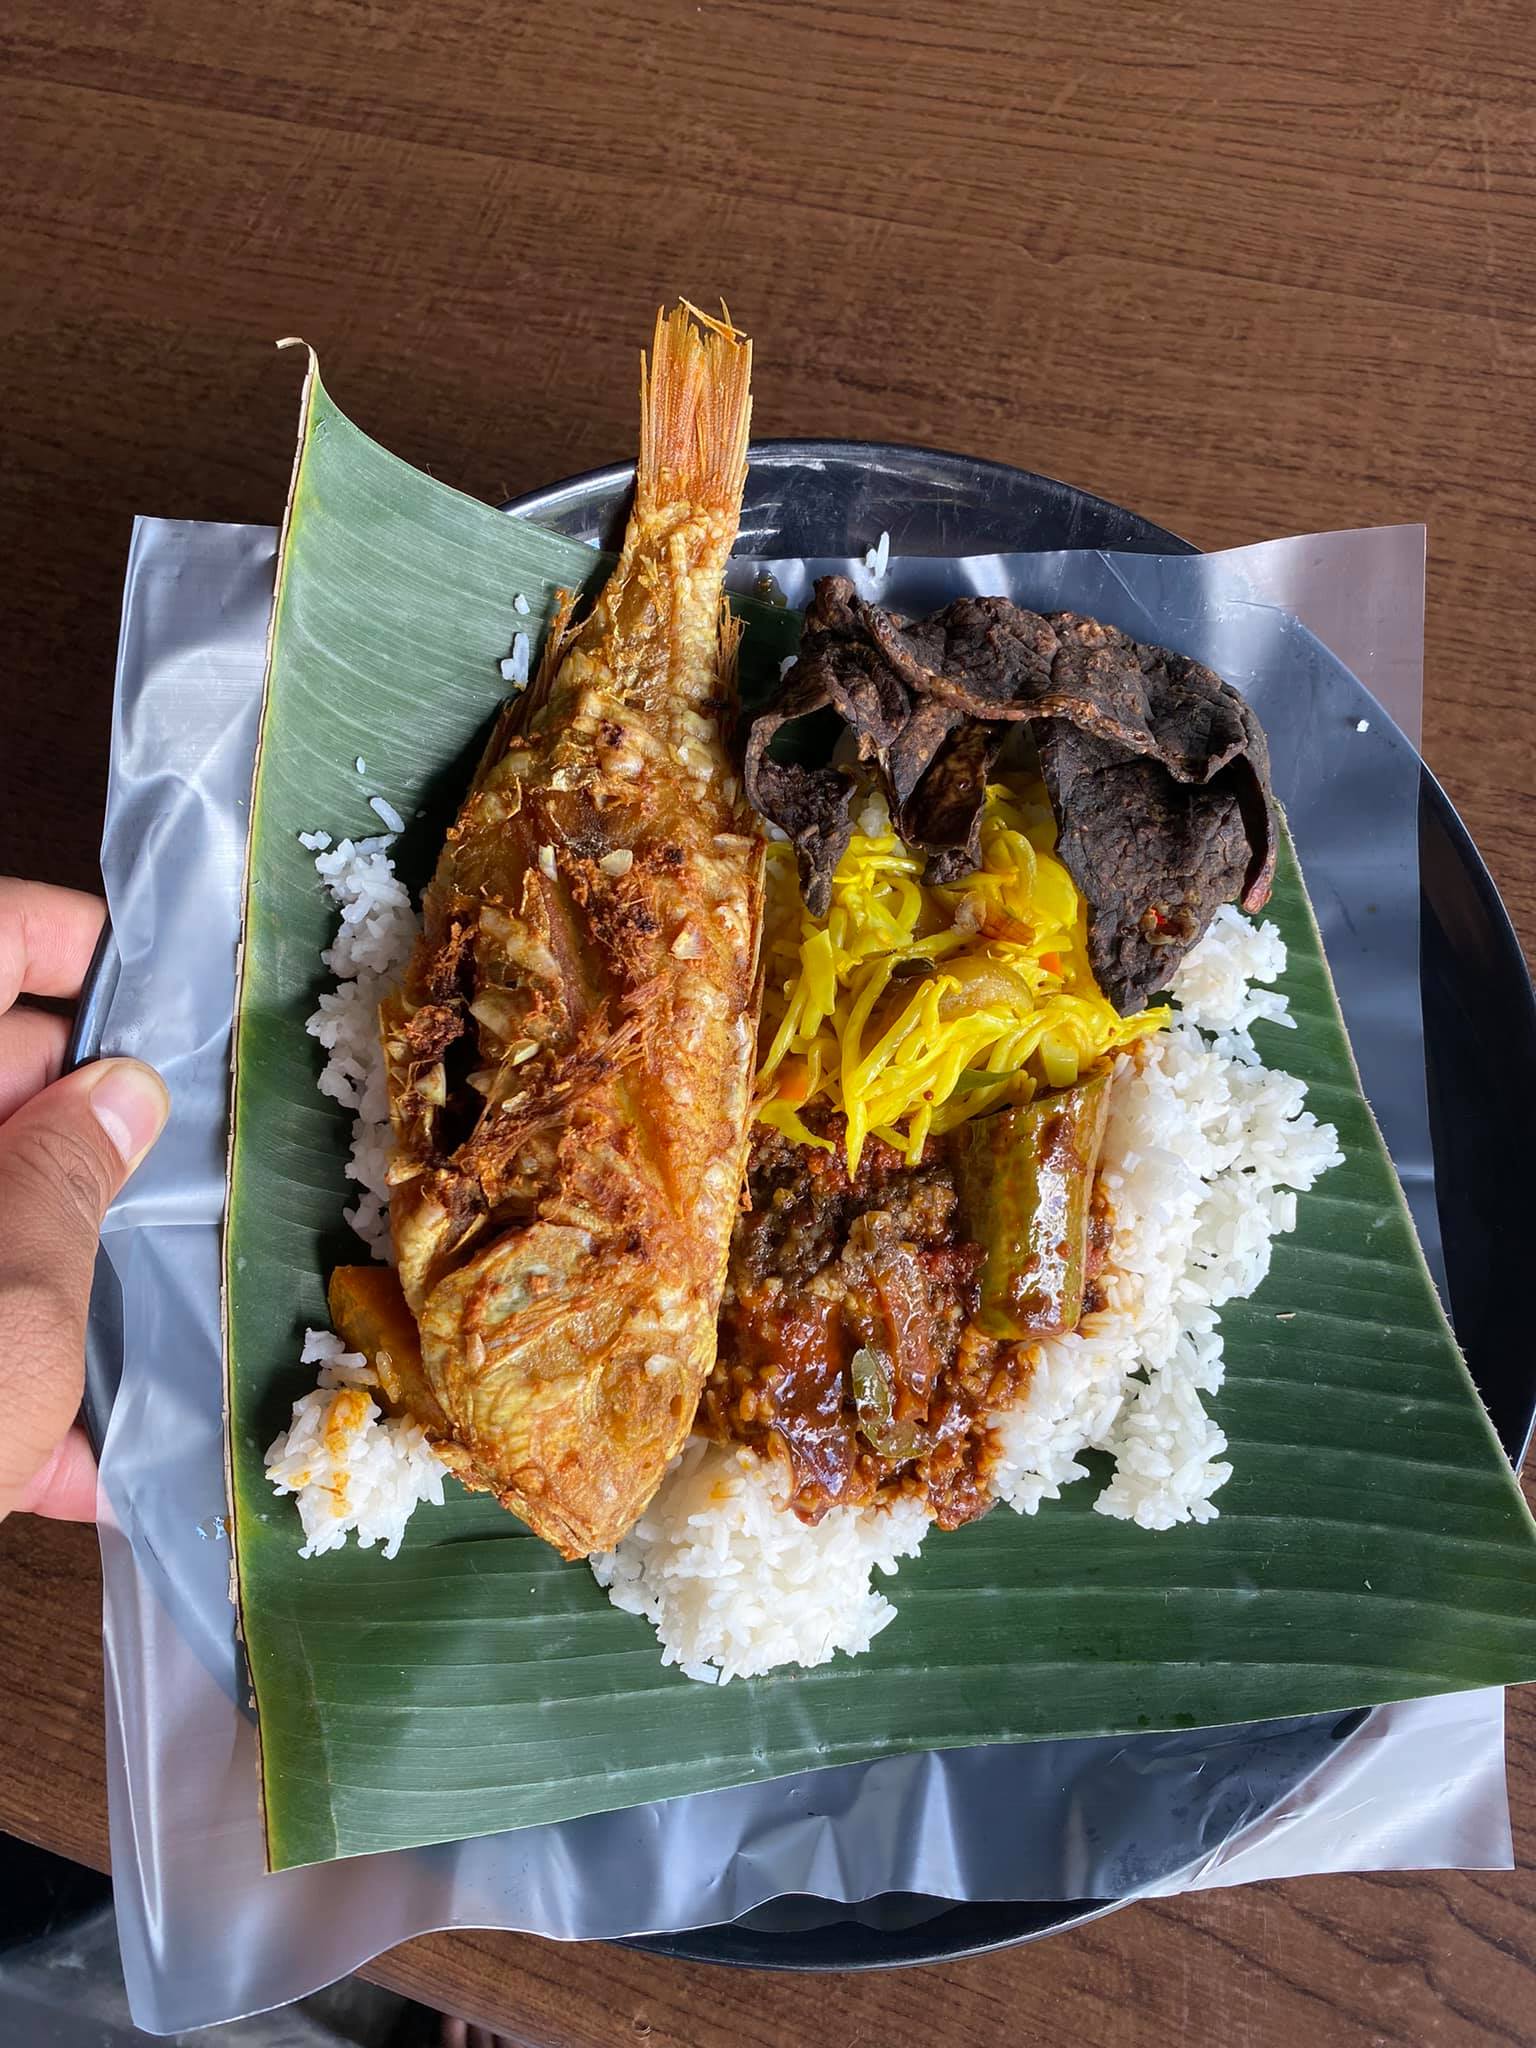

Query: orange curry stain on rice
left=320, top=1387, right=373, bottom=1510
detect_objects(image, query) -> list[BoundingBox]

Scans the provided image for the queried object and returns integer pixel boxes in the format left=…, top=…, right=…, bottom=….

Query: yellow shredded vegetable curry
left=756, top=775, right=1168, bottom=1168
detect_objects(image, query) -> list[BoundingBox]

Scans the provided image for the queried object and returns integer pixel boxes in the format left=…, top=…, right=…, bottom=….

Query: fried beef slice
left=743, top=579, right=1276, bottom=1011
left=1036, top=617, right=1277, bottom=1009
left=743, top=580, right=1054, bottom=914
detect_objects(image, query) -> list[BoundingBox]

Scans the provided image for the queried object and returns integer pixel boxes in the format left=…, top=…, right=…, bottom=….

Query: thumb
left=0, top=1058, right=170, bottom=1520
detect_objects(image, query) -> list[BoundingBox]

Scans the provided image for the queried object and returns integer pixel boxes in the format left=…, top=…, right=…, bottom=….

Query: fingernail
left=89, top=1060, right=171, bottom=1166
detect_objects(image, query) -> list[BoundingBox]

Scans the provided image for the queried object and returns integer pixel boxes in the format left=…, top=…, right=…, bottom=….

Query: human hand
left=0, top=879, right=169, bottom=1522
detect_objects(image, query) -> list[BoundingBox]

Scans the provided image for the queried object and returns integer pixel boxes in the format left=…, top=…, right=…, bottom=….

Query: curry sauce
left=705, top=1109, right=1112, bottom=1529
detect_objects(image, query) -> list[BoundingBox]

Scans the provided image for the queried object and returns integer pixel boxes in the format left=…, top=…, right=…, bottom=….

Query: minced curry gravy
left=704, top=1112, right=1111, bottom=1528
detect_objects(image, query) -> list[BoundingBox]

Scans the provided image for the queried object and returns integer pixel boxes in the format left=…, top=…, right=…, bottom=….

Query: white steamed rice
left=990, top=907, right=1342, bottom=1533
left=263, top=1330, right=445, bottom=1557
left=862, top=530, right=892, bottom=578
left=299, top=828, right=420, bottom=1255
left=592, top=1441, right=929, bottom=1684
left=267, top=829, right=1342, bottom=1680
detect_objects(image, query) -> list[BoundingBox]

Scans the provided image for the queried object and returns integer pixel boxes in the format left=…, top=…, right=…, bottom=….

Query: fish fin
left=526, top=585, right=582, bottom=719
left=717, top=599, right=752, bottom=760
left=718, top=600, right=745, bottom=692
left=328, top=1263, right=454, bottom=1437
left=473, top=698, right=525, bottom=782
left=460, top=1005, right=649, bottom=1165
left=637, top=302, right=752, bottom=520
left=475, top=587, right=583, bottom=767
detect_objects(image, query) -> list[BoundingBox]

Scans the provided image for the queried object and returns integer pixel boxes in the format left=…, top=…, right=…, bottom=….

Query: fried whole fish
left=364, top=305, right=764, bottom=1559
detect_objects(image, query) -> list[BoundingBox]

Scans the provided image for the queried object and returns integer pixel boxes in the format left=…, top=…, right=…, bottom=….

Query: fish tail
left=636, top=301, right=752, bottom=519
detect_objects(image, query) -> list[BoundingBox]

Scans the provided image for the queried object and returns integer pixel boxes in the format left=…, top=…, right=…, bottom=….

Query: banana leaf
left=227, top=360, right=1536, bottom=1872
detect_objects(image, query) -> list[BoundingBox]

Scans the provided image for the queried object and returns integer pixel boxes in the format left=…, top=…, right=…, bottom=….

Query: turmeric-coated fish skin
left=378, top=305, right=764, bottom=1557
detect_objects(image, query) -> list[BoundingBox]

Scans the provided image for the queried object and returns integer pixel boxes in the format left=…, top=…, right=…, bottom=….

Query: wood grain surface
left=2, top=1, right=1534, bottom=2041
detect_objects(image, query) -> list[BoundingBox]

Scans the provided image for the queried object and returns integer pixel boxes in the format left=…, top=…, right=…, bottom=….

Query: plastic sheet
left=90, top=516, right=1507, bottom=2036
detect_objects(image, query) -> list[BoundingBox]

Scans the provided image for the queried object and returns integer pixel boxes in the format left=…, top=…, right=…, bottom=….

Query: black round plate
left=506, top=442, right=1536, bottom=1969
left=76, top=445, right=1536, bottom=1975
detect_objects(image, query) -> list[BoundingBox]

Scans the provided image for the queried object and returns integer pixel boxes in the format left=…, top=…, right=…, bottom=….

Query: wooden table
left=4, top=2, right=1534, bottom=2040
